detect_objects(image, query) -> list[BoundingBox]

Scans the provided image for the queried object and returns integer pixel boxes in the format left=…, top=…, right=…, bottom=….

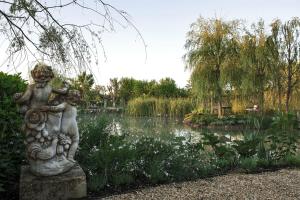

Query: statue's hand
left=13, top=92, right=23, bottom=101
left=63, top=81, right=70, bottom=89
left=38, top=106, right=49, bottom=112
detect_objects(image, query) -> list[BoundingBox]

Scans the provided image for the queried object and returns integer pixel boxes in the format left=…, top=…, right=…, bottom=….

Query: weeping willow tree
left=271, top=18, right=300, bottom=112
left=239, top=20, right=269, bottom=111
left=0, top=0, right=146, bottom=73
left=184, top=17, right=240, bottom=117
left=266, top=20, right=285, bottom=110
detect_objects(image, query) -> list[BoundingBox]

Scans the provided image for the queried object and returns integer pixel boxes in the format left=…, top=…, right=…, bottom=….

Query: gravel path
left=99, top=169, right=300, bottom=200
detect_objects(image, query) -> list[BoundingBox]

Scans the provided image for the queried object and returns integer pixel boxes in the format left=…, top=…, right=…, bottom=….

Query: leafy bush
left=232, top=133, right=260, bottom=158
left=239, top=157, right=258, bottom=172
left=265, top=112, right=299, bottom=160
left=184, top=111, right=249, bottom=127
left=184, top=111, right=216, bottom=125
left=77, top=116, right=226, bottom=192
left=0, top=72, right=27, bottom=198
left=77, top=113, right=300, bottom=194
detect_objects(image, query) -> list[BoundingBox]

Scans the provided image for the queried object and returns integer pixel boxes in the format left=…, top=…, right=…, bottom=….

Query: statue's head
left=31, top=63, right=54, bottom=84
left=66, top=90, right=81, bottom=106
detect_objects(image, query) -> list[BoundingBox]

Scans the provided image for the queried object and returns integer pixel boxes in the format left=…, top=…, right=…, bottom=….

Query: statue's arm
left=52, top=81, right=70, bottom=95
left=40, top=103, right=66, bottom=112
left=15, top=85, right=33, bottom=104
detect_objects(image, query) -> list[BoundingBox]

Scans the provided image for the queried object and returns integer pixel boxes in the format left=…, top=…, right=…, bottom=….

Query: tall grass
left=126, top=97, right=195, bottom=118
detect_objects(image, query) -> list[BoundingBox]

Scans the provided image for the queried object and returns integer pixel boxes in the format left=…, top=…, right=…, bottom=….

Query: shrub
left=283, top=155, right=300, bottom=167
left=232, top=133, right=260, bottom=158
left=265, top=112, right=299, bottom=160
left=239, top=157, right=258, bottom=172
left=77, top=116, right=223, bottom=192
left=77, top=113, right=300, bottom=194
left=0, top=72, right=27, bottom=198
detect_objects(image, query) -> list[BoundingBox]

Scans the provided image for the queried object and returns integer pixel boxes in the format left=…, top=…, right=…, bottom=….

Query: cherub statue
left=15, top=63, right=77, bottom=176
left=40, top=90, right=81, bottom=163
left=14, top=63, right=69, bottom=111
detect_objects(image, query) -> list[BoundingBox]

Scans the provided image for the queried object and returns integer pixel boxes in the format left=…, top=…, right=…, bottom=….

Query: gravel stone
left=99, top=169, right=300, bottom=200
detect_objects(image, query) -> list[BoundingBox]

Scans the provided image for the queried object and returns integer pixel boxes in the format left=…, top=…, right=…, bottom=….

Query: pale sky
left=1, top=0, right=300, bottom=87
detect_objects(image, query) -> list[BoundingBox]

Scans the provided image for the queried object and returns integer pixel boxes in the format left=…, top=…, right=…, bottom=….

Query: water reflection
left=105, top=114, right=244, bottom=143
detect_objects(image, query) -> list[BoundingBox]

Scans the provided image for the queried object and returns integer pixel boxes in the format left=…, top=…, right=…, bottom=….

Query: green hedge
left=0, top=72, right=27, bottom=199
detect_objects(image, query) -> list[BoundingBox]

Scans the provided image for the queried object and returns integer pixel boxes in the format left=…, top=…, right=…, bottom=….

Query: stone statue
left=15, top=63, right=80, bottom=176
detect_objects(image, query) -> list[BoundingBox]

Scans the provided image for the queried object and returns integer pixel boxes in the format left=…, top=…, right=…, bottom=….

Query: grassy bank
left=183, top=110, right=298, bottom=130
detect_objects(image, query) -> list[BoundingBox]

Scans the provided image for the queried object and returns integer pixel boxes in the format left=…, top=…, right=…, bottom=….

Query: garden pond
left=79, top=113, right=246, bottom=143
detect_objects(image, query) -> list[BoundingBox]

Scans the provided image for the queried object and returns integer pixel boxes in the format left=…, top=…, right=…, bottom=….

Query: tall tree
left=272, top=18, right=300, bottom=112
left=108, top=78, right=119, bottom=107
left=119, top=77, right=135, bottom=104
left=72, top=71, right=94, bottom=106
left=266, top=20, right=284, bottom=110
left=154, top=78, right=178, bottom=98
left=239, top=20, right=269, bottom=111
left=184, top=17, right=240, bottom=117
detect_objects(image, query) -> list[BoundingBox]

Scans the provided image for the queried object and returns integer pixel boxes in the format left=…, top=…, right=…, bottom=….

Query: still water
left=103, top=114, right=244, bottom=143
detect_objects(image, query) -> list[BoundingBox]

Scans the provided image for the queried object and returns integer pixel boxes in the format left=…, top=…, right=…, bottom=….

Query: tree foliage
left=270, top=18, right=300, bottom=112
left=185, top=17, right=300, bottom=113
left=0, top=72, right=27, bottom=197
left=239, top=20, right=269, bottom=110
left=71, top=71, right=95, bottom=107
left=118, top=77, right=189, bottom=104
left=184, top=17, right=240, bottom=117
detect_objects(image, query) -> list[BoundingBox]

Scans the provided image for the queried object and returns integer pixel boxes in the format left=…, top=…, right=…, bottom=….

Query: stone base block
left=20, top=165, right=87, bottom=200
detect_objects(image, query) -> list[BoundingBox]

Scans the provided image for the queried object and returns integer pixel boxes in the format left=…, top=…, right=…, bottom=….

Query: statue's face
left=67, top=90, right=81, bottom=105
left=31, top=64, right=54, bottom=83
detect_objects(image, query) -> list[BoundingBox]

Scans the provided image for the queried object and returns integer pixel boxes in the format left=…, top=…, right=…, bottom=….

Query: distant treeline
left=50, top=73, right=190, bottom=108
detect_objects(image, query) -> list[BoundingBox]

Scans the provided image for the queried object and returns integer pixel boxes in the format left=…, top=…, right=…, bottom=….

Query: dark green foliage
left=184, top=111, right=275, bottom=130
left=153, top=78, right=178, bottom=98
left=239, top=157, right=258, bottom=172
left=266, top=112, right=299, bottom=160
left=0, top=72, right=27, bottom=134
left=77, top=116, right=221, bottom=192
left=283, top=155, right=300, bottom=167
left=76, top=112, right=300, bottom=194
left=185, top=111, right=249, bottom=126
left=71, top=71, right=95, bottom=107
left=202, top=133, right=237, bottom=166
left=232, top=133, right=260, bottom=158
left=0, top=72, right=27, bottom=198
left=245, top=114, right=274, bottom=130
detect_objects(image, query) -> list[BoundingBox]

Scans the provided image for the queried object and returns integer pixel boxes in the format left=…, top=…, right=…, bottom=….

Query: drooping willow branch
left=0, top=0, right=147, bottom=72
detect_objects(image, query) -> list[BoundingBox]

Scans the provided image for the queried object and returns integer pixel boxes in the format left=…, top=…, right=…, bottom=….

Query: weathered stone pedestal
left=20, top=165, right=87, bottom=200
